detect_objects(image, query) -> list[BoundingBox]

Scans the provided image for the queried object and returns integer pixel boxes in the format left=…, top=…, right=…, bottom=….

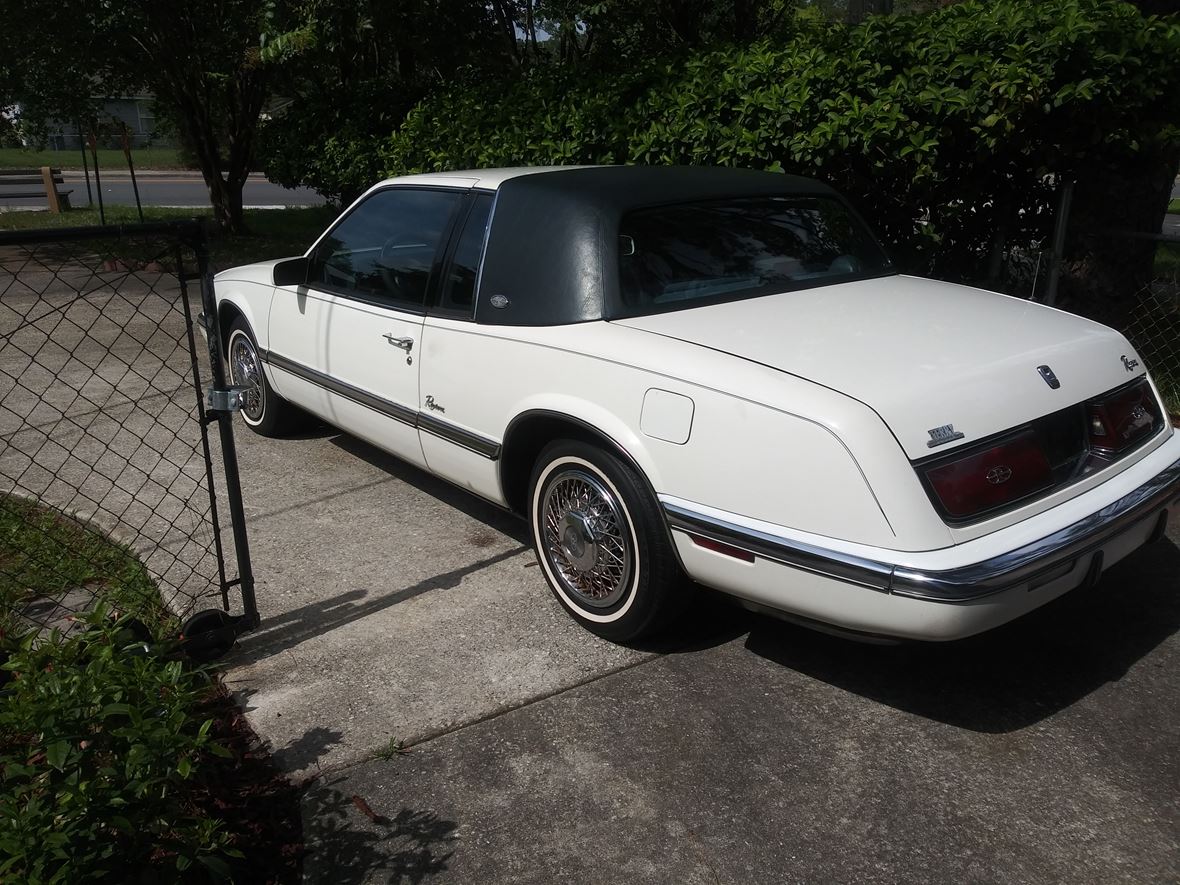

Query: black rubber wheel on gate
left=226, top=318, right=300, bottom=436
left=528, top=440, right=683, bottom=643
left=179, top=609, right=237, bottom=663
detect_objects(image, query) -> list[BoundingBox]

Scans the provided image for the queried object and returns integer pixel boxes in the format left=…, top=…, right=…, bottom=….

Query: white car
left=213, top=166, right=1180, bottom=643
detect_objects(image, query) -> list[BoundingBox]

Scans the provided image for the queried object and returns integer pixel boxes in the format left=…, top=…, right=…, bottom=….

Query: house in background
left=17, top=96, right=174, bottom=150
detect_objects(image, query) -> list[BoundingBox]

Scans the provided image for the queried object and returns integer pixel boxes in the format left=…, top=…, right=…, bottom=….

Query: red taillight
left=924, top=430, right=1052, bottom=520
left=1087, top=382, right=1160, bottom=455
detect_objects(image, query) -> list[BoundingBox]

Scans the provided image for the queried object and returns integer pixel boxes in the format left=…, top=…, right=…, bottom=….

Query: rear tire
left=528, top=440, right=683, bottom=642
left=226, top=318, right=302, bottom=437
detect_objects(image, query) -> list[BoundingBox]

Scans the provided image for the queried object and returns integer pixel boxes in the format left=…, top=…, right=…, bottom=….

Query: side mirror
left=273, top=256, right=309, bottom=287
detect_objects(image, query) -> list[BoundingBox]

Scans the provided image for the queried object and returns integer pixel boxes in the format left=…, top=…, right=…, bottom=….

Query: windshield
left=614, top=195, right=893, bottom=317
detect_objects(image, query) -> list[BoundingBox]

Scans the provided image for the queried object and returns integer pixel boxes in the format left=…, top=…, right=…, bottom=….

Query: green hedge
left=385, top=0, right=1180, bottom=282
left=0, top=612, right=234, bottom=882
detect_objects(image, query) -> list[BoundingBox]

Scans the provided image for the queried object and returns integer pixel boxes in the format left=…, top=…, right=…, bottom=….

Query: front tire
left=226, top=318, right=301, bottom=437
left=528, top=440, right=682, bottom=642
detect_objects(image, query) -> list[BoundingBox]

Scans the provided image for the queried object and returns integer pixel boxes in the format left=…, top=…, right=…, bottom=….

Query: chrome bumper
left=663, top=455, right=1180, bottom=604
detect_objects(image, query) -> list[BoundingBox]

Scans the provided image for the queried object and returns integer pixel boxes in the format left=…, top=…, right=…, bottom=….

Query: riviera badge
left=927, top=423, right=965, bottom=448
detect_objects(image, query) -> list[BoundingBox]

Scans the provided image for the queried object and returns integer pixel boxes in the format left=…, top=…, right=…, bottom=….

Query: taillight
left=917, top=379, right=1164, bottom=525
left=1087, top=381, right=1161, bottom=456
left=923, top=430, right=1052, bottom=520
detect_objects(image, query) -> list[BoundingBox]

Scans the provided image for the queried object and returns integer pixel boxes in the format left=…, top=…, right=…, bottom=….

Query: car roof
left=372, top=166, right=593, bottom=191
left=468, top=165, right=841, bottom=326
left=374, top=164, right=832, bottom=196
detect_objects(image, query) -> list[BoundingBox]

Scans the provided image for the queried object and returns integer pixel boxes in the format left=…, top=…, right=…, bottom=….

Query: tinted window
left=436, top=193, right=493, bottom=317
left=309, top=188, right=462, bottom=308
left=616, top=196, right=892, bottom=316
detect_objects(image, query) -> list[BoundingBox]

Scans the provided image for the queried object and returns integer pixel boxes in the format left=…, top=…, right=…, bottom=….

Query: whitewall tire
left=528, top=440, right=682, bottom=642
left=226, top=318, right=301, bottom=437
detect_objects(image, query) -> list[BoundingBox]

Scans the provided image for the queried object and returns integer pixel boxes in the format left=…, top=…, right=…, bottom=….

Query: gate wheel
left=179, top=609, right=240, bottom=662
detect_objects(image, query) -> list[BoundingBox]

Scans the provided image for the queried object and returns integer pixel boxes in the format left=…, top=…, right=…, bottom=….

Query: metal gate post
left=191, top=226, right=260, bottom=630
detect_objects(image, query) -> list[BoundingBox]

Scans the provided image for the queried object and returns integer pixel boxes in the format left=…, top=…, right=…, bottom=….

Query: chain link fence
left=1124, top=276, right=1180, bottom=421
left=996, top=186, right=1180, bottom=422
left=0, top=223, right=250, bottom=644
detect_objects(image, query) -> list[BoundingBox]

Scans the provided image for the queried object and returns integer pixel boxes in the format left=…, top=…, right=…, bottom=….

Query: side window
left=308, top=188, right=462, bottom=309
left=435, top=193, right=494, bottom=318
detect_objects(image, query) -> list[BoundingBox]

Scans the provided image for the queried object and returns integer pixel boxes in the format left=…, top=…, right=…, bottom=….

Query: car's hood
left=612, top=275, right=1144, bottom=460
left=213, top=258, right=290, bottom=286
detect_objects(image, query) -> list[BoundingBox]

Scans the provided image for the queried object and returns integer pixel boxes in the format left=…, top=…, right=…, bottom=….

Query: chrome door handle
left=382, top=333, right=414, bottom=352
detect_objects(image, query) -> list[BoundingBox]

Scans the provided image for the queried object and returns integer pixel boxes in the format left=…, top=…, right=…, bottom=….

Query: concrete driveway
left=224, top=419, right=1180, bottom=883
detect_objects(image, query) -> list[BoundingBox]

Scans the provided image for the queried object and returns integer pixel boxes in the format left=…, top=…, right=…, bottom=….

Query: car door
left=417, top=191, right=505, bottom=500
left=267, top=185, right=466, bottom=469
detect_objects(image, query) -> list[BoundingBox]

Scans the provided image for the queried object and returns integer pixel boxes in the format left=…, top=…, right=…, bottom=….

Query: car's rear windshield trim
left=607, top=268, right=900, bottom=320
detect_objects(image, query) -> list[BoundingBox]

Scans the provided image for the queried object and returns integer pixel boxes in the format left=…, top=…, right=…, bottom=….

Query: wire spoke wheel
left=228, top=333, right=265, bottom=423
left=541, top=468, right=633, bottom=609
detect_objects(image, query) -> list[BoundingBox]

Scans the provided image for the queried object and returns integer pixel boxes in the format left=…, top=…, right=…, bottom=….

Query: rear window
left=615, top=195, right=893, bottom=316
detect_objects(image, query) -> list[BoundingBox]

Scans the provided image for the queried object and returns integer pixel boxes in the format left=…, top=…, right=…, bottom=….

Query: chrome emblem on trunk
left=986, top=465, right=1013, bottom=485
left=1121, top=355, right=1140, bottom=372
left=927, top=424, right=965, bottom=448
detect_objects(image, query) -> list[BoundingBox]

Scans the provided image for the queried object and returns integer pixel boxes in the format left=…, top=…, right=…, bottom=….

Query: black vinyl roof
left=474, top=165, right=839, bottom=326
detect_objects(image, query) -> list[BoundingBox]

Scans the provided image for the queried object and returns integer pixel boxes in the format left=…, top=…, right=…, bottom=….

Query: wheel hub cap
left=541, top=469, right=633, bottom=608
left=229, top=336, right=264, bottom=421
left=560, top=511, right=598, bottom=571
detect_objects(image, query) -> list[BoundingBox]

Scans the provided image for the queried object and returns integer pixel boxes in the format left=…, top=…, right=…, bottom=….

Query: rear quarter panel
left=419, top=318, right=950, bottom=550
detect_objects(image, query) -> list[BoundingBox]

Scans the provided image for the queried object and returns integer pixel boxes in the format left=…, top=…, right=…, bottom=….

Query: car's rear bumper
left=661, top=432, right=1180, bottom=641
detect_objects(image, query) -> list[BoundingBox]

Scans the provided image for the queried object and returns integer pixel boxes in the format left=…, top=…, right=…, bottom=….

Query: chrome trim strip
left=663, top=506, right=893, bottom=593
left=261, top=350, right=501, bottom=460
left=664, top=455, right=1180, bottom=603
left=417, top=412, right=501, bottom=459
left=265, top=350, right=418, bottom=426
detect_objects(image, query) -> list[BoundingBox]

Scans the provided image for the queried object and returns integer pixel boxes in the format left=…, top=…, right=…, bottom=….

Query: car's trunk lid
left=613, top=275, right=1144, bottom=460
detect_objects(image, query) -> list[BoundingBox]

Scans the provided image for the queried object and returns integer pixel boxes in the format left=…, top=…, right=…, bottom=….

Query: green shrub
left=0, top=610, right=236, bottom=883
left=385, top=0, right=1180, bottom=283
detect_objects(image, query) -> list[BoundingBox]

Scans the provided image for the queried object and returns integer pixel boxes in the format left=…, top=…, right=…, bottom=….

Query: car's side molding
left=664, top=454, right=1180, bottom=604
left=262, top=349, right=501, bottom=458
left=417, top=412, right=501, bottom=459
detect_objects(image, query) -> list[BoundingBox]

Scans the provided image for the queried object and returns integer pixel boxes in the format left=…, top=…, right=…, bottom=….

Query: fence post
left=87, top=128, right=105, bottom=225
left=192, top=227, right=260, bottom=629
left=77, top=124, right=94, bottom=208
left=1044, top=179, right=1074, bottom=307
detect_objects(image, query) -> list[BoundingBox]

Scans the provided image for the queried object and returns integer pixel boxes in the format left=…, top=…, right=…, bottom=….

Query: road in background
left=1, top=171, right=325, bottom=210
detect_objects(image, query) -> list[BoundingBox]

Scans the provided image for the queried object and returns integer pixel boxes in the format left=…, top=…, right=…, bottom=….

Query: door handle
left=382, top=333, right=414, bottom=352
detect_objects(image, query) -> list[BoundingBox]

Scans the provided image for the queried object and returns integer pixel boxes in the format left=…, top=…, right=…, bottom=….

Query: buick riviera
left=212, top=166, right=1180, bottom=642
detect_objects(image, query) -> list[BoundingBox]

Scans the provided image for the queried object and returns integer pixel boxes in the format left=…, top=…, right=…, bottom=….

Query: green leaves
left=0, top=617, right=232, bottom=882
left=43, top=741, right=70, bottom=771
left=383, top=0, right=1180, bottom=284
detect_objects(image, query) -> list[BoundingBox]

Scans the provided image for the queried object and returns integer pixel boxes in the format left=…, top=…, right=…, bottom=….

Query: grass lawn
left=1157, top=241, right=1180, bottom=278
left=0, top=495, right=167, bottom=638
left=1169, top=198, right=1179, bottom=214
left=0, top=146, right=188, bottom=171
left=0, top=205, right=339, bottom=270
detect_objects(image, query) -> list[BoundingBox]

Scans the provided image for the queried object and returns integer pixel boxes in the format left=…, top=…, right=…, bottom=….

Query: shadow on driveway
left=744, top=537, right=1180, bottom=733
left=329, top=433, right=527, bottom=543
left=303, top=782, right=458, bottom=885
left=229, top=545, right=529, bottom=665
